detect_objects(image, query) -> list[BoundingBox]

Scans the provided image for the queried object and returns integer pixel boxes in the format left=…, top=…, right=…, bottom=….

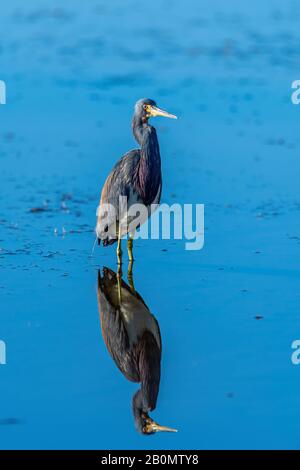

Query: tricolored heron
left=97, top=266, right=177, bottom=434
left=96, top=99, right=177, bottom=264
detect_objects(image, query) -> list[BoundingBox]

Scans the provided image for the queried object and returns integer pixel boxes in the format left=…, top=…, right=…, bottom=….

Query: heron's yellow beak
left=149, top=420, right=178, bottom=433
left=148, top=105, right=177, bottom=119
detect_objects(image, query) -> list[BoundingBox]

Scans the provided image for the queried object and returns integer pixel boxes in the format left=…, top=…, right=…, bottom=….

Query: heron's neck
left=133, top=120, right=161, bottom=204
left=132, top=115, right=146, bottom=146
left=140, top=125, right=161, bottom=170
left=133, top=389, right=148, bottom=415
left=132, top=343, right=160, bottom=415
left=132, top=388, right=156, bottom=429
left=132, top=389, right=147, bottom=433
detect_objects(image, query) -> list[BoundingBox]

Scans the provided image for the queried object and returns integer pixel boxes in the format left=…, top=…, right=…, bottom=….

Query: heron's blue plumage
left=96, top=98, right=162, bottom=244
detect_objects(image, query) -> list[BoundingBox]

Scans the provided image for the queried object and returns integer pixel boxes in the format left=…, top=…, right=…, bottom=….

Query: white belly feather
left=119, top=185, right=161, bottom=237
left=119, top=289, right=160, bottom=347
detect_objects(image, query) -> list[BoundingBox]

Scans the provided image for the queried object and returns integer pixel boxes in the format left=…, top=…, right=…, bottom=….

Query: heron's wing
left=97, top=270, right=139, bottom=382
left=96, top=149, right=141, bottom=241
left=134, top=330, right=162, bottom=411
left=152, top=316, right=162, bottom=351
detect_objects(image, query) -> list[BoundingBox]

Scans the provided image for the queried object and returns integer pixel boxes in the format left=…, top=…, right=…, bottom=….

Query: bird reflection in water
left=97, top=264, right=177, bottom=435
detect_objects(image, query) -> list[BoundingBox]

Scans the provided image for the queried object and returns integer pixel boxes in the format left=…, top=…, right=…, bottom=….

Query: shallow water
left=1, top=0, right=300, bottom=450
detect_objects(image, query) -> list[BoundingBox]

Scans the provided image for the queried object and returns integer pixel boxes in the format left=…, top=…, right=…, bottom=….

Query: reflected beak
left=151, top=421, right=178, bottom=433
left=150, top=106, right=177, bottom=119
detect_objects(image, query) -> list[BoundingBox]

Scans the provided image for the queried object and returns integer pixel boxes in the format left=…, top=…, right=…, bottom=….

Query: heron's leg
left=117, top=236, right=122, bottom=265
left=127, top=235, right=134, bottom=262
left=127, top=260, right=135, bottom=292
left=117, top=263, right=122, bottom=304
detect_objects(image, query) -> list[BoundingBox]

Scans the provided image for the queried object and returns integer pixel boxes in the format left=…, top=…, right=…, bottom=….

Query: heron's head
left=134, top=98, right=177, bottom=122
left=137, top=411, right=178, bottom=435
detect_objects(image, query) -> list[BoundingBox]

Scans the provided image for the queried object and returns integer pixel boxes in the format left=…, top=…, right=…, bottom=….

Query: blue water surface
left=1, top=0, right=300, bottom=450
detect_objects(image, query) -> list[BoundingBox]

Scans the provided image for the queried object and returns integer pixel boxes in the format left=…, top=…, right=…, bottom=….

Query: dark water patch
left=38, top=251, right=63, bottom=259
left=29, top=207, right=49, bottom=214
left=0, top=418, right=21, bottom=426
left=12, top=8, right=75, bottom=24
left=54, top=73, right=151, bottom=90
